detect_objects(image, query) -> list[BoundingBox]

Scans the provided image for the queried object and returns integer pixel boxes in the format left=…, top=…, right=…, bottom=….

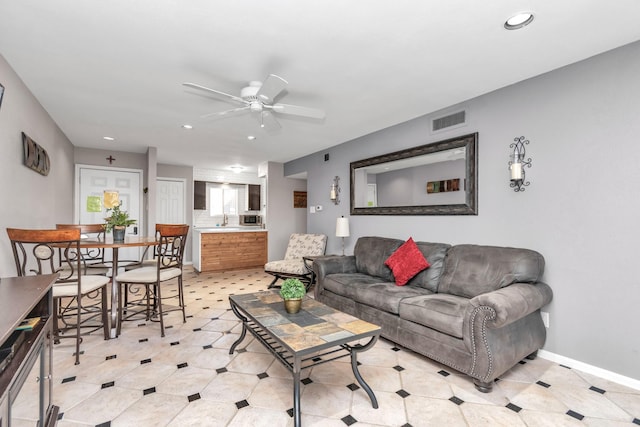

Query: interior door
left=75, top=165, right=143, bottom=264
left=156, top=178, right=186, bottom=224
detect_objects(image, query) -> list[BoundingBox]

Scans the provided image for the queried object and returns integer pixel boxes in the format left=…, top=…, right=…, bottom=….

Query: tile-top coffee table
left=229, top=290, right=380, bottom=427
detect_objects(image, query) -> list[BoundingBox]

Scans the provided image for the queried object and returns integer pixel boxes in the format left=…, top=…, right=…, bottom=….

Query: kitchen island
left=192, top=227, right=268, bottom=272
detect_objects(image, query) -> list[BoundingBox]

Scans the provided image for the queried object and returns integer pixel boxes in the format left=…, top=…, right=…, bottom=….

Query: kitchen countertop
left=194, top=227, right=267, bottom=233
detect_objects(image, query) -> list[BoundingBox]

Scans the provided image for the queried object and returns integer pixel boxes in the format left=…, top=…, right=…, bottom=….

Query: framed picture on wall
left=0, top=83, right=4, bottom=110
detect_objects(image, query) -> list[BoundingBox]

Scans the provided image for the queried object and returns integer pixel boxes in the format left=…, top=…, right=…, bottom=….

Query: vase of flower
left=104, top=202, right=136, bottom=242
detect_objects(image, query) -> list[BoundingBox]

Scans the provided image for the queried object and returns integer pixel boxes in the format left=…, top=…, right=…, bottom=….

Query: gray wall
left=74, top=146, right=147, bottom=170
left=285, top=41, right=640, bottom=381
left=265, top=162, right=307, bottom=261
left=0, top=54, right=75, bottom=277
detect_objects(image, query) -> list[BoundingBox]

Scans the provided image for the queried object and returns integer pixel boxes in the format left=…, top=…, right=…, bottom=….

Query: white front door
left=156, top=178, right=186, bottom=224
left=75, top=165, right=143, bottom=264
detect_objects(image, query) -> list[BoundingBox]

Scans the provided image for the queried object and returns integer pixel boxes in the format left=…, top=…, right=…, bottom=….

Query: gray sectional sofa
left=313, top=236, right=553, bottom=392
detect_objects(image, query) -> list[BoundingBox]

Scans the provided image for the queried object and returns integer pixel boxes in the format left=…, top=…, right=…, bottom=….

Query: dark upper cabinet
left=194, top=180, right=206, bottom=210
left=247, top=184, right=260, bottom=211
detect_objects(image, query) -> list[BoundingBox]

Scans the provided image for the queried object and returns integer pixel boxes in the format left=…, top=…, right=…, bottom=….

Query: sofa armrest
left=313, top=255, right=357, bottom=280
left=468, top=282, right=553, bottom=329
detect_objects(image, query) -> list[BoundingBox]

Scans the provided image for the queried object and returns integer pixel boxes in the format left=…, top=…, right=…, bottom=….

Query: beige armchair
left=265, top=233, right=327, bottom=289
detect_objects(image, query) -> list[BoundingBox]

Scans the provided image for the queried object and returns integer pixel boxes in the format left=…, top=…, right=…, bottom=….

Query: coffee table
left=229, top=290, right=380, bottom=427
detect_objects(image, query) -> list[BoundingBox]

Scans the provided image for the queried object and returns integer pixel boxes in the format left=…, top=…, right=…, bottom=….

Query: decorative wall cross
left=106, top=155, right=115, bottom=164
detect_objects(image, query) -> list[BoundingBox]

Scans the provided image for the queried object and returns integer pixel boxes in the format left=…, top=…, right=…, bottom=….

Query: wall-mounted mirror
left=350, top=133, right=477, bottom=215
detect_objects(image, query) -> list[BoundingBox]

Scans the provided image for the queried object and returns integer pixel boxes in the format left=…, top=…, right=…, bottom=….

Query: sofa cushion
left=322, top=273, right=386, bottom=300
left=354, top=236, right=403, bottom=282
left=406, top=241, right=451, bottom=292
left=399, top=294, right=470, bottom=339
left=385, top=237, right=430, bottom=286
left=264, top=259, right=307, bottom=275
left=438, top=244, right=545, bottom=299
left=354, top=282, right=433, bottom=314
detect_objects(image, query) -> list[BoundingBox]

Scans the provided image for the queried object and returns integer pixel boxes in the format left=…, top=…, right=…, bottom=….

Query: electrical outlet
left=541, top=311, right=549, bottom=328
left=309, top=206, right=316, bottom=214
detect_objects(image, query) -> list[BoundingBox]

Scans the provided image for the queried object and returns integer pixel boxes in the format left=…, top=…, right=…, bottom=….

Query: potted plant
left=104, top=202, right=136, bottom=242
left=279, top=278, right=306, bottom=314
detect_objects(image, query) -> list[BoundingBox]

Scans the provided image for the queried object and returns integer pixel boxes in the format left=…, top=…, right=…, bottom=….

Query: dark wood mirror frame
left=350, top=132, right=478, bottom=215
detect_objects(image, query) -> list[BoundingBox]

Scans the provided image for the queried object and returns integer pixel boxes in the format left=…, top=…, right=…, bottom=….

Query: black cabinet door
left=248, top=184, right=260, bottom=211
left=194, top=181, right=206, bottom=210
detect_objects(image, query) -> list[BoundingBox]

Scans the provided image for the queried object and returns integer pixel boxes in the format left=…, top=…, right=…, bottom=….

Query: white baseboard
left=538, top=349, right=640, bottom=391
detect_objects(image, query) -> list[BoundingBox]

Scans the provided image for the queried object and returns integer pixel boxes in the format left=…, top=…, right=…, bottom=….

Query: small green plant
left=104, top=202, right=137, bottom=232
left=279, top=278, right=306, bottom=300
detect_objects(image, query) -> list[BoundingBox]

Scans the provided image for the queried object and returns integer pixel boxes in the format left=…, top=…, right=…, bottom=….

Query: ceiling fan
left=183, top=74, right=325, bottom=131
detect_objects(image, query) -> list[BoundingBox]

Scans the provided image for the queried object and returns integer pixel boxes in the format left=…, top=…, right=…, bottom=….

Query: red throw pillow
left=384, top=237, right=430, bottom=286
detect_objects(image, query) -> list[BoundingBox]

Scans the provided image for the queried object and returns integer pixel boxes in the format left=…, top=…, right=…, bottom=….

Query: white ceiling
left=2, top=1, right=640, bottom=174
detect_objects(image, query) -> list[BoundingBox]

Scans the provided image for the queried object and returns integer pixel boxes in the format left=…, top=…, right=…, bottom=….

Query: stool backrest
left=7, top=228, right=81, bottom=284
left=156, top=224, right=189, bottom=269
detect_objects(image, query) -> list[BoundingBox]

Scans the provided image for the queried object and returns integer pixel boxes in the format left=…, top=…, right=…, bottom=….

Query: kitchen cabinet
left=194, top=180, right=206, bottom=210
left=1, top=274, right=58, bottom=427
left=247, top=184, right=261, bottom=211
left=194, top=230, right=267, bottom=272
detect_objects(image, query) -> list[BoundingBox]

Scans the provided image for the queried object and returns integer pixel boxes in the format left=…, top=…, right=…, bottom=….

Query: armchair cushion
left=283, top=233, right=327, bottom=260
left=264, top=259, right=307, bottom=275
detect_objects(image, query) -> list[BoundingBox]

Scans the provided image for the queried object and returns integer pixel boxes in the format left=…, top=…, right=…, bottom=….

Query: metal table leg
left=349, top=336, right=379, bottom=408
left=110, top=247, right=119, bottom=338
left=229, top=301, right=248, bottom=354
left=293, top=357, right=301, bottom=427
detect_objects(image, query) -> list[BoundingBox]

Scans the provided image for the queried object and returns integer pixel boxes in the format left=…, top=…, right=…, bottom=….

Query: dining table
left=77, top=235, right=158, bottom=338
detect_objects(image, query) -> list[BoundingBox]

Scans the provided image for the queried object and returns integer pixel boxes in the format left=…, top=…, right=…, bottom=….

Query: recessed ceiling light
left=103, top=136, right=115, bottom=141
left=504, top=12, right=534, bottom=30
left=230, top=165, right=244, bottom=173
left=182, top=124, right=193, bottom=129
left=247, top=135, right=256, bottom=141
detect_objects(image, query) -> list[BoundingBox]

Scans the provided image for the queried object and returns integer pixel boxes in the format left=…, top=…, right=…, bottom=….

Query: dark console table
left=0, top=274, right=59, bottom=427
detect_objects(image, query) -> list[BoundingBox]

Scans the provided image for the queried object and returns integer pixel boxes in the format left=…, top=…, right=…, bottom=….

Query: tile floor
left=14, top=267, right=640, bottom=426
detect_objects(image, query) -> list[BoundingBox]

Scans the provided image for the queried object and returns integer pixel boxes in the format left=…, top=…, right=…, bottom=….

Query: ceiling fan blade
left=270, top=103, right=326, bottom=119
left=256, top=74, right=288, bottom=104
left=200, top=106, right=251, bottom=119
left=253, top=110, right=281, bottom=132
left=183, top=82, right=246, bottom=104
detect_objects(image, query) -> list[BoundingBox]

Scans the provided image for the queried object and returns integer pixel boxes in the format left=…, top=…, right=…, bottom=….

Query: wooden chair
left=56, top=224, right=110, bottom=275
left=265, top=233, right=327, bottom=290
left=115, top=224, right=189, bottom=337
left=7, top=228, right=110, bottom=365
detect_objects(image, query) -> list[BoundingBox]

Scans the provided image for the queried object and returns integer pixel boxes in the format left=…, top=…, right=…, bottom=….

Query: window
left=210, top=187, right=238, bottom=216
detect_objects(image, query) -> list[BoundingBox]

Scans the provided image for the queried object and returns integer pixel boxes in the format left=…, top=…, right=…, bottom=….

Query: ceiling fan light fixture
left=250, top=101, right=263, bottom=113
left=504, top=12, right=534, bottom=30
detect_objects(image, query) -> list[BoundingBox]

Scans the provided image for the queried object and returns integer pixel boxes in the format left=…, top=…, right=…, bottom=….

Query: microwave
left=239, top=215, right=262, bottom=226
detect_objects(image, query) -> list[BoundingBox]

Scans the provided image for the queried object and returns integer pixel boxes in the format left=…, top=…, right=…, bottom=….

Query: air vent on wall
left=432, top=110, right=466, bottom=132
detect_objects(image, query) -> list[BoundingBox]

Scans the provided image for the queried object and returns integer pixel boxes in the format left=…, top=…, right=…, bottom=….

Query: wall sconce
left=508, top=136, right=532, bottom=192
left=336, top=216, right=350, bottom=256
left=330, top=176, right=341, bottom=205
